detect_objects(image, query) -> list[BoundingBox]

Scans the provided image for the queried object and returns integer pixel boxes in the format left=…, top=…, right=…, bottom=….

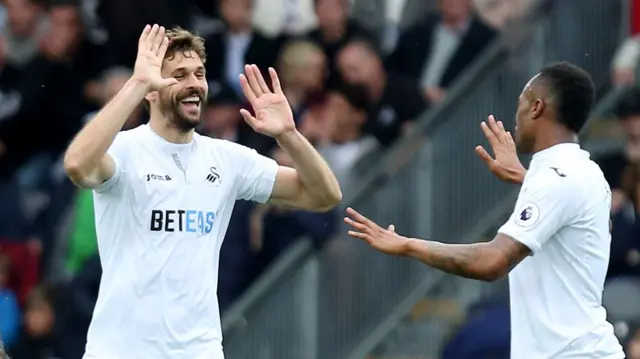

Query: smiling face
left=146, top=28, right=208, bottom=132
left=157, top=51, right=208, bottom=131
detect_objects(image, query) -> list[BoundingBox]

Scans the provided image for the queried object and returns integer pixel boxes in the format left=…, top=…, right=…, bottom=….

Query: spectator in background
left=472, top=0, right=538, bottom=29
left=0, top=0, right=48, bottom=67
left=41, top=0, right=111, bottom=108
left=0, top=254, right=20, bottom=348
left=337, top=39, right=426, bottom=146
left=598, top=89, right=640, bottom=213
left=205, top=0, right=282, bottom=98
left=386, top=0, right=496, bottom=104
left=609, top=161, right=640, bottom=279
left=306, top=0, right=374, bottom=88
left=351, top=0, right=435, bottom=54
left=9, top=285, right=62, bottom=359
left=276, top=40, right=327, bottom=122
left=317, top=83, right=378, bottom=187
left=251, top=0, right=317, bottom=37
left=612, top=34, right=640, bottom=86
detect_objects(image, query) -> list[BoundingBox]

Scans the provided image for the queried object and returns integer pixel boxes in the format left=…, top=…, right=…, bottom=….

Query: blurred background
left=0, top=0, right=640, bottom=358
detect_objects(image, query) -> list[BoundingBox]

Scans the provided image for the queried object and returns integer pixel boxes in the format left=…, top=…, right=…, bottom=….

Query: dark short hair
left=615, top=87, right=640, bottom=119
left=536, top=62, right=595, bottom=133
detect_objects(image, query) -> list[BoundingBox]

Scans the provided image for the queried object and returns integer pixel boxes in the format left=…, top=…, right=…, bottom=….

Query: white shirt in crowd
left=83, top=124, right=278, bottom=359
left=498, top=143, right=625, bottom=359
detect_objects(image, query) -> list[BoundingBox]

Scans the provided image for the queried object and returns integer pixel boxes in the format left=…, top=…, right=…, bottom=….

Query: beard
left=159, top=88, right=207, bottom=132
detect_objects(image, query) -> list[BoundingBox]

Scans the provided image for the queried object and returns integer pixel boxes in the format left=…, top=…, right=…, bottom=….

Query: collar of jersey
left=143, top=124, right=196, bottom=152
left=530, top=143, right=584, bottom=167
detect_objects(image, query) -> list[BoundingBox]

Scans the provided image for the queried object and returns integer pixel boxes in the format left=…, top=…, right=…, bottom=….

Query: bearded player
left=64, top=25, right=341, bottom=359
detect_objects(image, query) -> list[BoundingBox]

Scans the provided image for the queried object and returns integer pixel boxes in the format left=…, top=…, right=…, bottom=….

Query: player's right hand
left=132, top=24, right=178, bottom=91
left=475, top=115, right=526, bottom=184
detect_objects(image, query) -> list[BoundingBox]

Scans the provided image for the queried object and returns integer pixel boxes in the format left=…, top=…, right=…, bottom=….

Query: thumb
left=160, top=78, right=178, bottom=88
left=475, top=145, right=495, bottom=165
left=388, top=224, right=395, bottom=232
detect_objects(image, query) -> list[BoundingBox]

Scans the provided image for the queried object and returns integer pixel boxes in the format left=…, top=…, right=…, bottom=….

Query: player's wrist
left=274, top=129, right=301, bottom=144
left=127, top=76, right=152, bottom=93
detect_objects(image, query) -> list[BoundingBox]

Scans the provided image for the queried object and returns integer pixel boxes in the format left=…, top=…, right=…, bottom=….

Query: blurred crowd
left=5, top=0, right=631, bottom=358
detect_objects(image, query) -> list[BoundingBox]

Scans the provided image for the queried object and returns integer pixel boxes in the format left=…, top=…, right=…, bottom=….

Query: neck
left=320, top=22, right=347, bottom=43
left=149, top=115, right=194, bottom=144
left=533, top=129, right=578, bottom=153
left=228, top=25, right=251, bottom=35
left=443, top=15, right=468, bottom=29
left=333, top=127, right=360, bottom=144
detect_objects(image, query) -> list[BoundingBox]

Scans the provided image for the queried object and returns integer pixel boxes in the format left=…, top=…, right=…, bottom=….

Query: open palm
left=475, top=115, right=526, bottom=184
left=239, top=65, right=295, bottom=138
left=133, top=24, right=177, bottom=91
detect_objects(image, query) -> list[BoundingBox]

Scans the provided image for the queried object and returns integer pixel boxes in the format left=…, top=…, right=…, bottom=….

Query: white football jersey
left=498, top=143, right=625, bottom=359
left=83, top=124, right=278, bottom=359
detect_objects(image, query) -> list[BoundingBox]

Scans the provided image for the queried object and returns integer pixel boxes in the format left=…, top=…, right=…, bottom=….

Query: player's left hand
left=239, top=64, right=295, bottom=138
left=344, top=207, right=410, bottom=255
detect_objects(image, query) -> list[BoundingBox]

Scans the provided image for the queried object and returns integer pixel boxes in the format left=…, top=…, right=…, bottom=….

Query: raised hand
left=132, top=24, right=177, bottom=91
left=475, top=115, right=526, bottom=184
left=239, top=65, right=295, bottom=138
left=344, top=207, right=409, bottom=255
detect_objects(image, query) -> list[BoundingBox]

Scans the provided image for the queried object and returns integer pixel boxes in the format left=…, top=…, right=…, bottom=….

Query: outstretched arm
left=401, top=234, right=530, bottom=281
left=238, top=65, right=342, bottom=212
left=344, top=208, right=530, bottom=281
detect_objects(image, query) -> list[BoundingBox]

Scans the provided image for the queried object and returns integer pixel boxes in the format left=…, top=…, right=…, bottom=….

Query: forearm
left=402, top=238, right=504, bottom=281
left=276, top=130, right=342, bottom=207
left=64, top=78, right=148, bottom=175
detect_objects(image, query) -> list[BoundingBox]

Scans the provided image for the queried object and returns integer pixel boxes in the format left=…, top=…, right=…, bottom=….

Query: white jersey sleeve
left=227, top=142, right=279, bottom=203
left=498, top=171, right=578, bottom=254
left=94, top=132, right=131, bottom=195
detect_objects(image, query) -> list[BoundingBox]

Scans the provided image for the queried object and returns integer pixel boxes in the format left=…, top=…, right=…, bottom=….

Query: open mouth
left=179, top=96, right=201, bottom=112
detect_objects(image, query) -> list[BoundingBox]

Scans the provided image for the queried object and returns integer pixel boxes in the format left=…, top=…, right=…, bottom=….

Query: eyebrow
left=171, top=66, right=205, bottom=75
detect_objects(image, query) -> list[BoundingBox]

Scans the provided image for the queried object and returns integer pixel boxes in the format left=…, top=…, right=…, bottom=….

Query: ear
left=530, top=98, right=545, bottom=119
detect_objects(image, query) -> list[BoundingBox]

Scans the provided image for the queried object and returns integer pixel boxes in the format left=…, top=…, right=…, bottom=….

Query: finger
left=269, top=67, right=283, bottom=95
left=157, top=36, right=170, bottom=58
left=160, top=77, right=178, bottom=88
left=251, top=64, right=271, bottom=94
left=240, top=109, right=260, bottom=130
left=388, top=224, right=395, bottom=232
left=487, top=115, right=503, bottom=143
left=348, top=230, right=370, bottom=241
left=151, top=26, right=165, bottom=54
left=480, top=121, right=499, bottom=149
left=346, top=207, right=376, bottom=227
left=239, top=74, right=258, bottom=104
left=475, top=145, right=495, bottom=165
left=146, top=24, right=160, bottom=50
left=344, top=217, right=370, bottom=233
left=505, top=131, right=515, bottom=146
left=245, top=64, right=264, bottom=97
left=496, top=120, right=512, bottom=143
left=139, top=25, right=151, bottom=47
